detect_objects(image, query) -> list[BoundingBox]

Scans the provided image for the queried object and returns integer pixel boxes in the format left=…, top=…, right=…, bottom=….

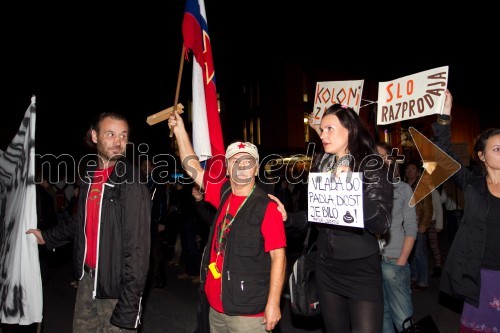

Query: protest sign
left=377, top=66, right=448, bottom=125
left=312, top=80, right=364, bottom=124
left=307, top=171, right=364, bottom=228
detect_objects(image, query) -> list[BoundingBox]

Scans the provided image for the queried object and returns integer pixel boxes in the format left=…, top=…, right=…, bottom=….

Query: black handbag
left=402, top=315, right=440, bottom=333
left=289, top=226, right=320, bottom=317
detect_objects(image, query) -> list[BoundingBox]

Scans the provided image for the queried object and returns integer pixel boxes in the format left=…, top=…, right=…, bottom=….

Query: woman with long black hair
left=287, top=104, right=393, bottom=332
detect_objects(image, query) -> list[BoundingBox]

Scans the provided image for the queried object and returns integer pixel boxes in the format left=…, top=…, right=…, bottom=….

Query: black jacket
left=43, top=157, right=151, bottom=329
left=433, top=122, right=486, bottom=307
left=287, top=154, right=392, bottom=260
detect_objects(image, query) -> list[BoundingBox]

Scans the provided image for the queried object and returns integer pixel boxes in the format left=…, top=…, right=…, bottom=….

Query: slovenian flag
left=182, top=0, right=225, bottom=164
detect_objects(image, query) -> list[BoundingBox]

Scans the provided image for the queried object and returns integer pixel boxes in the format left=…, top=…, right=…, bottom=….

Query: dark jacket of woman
left=287, top=153, right=393, bottom=260
left=433, top=122, right=487, bottom=307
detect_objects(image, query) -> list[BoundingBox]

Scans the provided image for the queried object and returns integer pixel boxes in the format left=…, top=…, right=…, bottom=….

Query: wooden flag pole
left=145, top=45, right=186, bottom=152
left=170, top=45, right=186, bottom=138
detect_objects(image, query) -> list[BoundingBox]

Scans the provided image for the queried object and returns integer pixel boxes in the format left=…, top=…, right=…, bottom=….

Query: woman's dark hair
left=473, top=128, right=500, bottom=170
left=84, top=112, right=130, bottom=149
left=322, top=104, right=378, bottom=171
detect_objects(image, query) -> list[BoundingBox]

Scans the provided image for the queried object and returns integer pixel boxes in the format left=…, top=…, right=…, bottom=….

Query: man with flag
left=168, top=110, right=286, bottom=333
left=178, top=2, right=286, bottom=332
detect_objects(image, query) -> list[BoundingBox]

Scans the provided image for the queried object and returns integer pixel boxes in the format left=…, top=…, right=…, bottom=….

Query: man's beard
left=97, top=143, right=125, bottom=163
left=108, top=153, right=124, bottom=161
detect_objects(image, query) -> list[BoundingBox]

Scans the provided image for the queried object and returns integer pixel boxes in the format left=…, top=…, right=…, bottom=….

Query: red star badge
left=238, top=143, right=246, bottom=149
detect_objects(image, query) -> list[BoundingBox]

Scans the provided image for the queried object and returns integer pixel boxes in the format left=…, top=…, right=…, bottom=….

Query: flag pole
left=170, top=45, right=186, bottom=138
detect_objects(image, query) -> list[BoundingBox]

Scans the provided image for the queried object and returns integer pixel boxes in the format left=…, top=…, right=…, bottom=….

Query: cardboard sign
left=377, top=66, right=449, bottom=125
left=312, top=80, right=364, bottom=124
left=307, top=172, right=364, bottom=228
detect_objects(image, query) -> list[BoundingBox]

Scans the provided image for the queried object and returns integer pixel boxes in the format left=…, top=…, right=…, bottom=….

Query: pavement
left=1, top=232, right=462, bottom=333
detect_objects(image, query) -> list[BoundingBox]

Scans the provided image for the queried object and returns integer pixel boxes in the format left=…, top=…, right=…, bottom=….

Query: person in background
left=376, top=142, right=417, bottom=333
left=436, top=90, right=500, bottom=331
left=404, top=162, right=433, bottom=291
left=168, top=111, right=286, bottom=333
left=274, top=178, right=293, bottom=213
left=141, top=159, right=168, bottom=289
left=291, top=176, right=308, bottom=213
left=427, top=180, right=444, bottom=278
left=191, top=184, right=216, bottom=333
left=27, top=112, right=151, bottom=332
left=166, top=181, right=183, bottom=266
left=192, top=184, right=214, bottom=258
left=287, top=104, right=393, bottom=332
left=174, top=181, right=202, bottom=284
left=54, top=174, right=75, bottom=220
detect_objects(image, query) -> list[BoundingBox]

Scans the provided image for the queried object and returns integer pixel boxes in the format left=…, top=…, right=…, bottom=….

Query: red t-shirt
left=85, top=166, right=114, bottom=269
left=203, top=178, right=286, bottom=314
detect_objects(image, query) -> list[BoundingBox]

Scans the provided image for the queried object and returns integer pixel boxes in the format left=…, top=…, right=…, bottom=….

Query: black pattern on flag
left=0, top=96, right=42, bottom=325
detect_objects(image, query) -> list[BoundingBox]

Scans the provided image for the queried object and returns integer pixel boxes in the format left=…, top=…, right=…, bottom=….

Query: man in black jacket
left=27, top=112, right=151, bottom=332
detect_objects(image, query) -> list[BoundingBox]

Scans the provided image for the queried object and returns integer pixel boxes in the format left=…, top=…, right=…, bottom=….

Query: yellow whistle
left=209, top=262, right=222, bottom=279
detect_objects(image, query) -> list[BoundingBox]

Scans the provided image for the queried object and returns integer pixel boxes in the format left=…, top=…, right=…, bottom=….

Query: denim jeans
left=382, top=258, right=413, bottom=333
left=410, top=233, right=429, bottom=287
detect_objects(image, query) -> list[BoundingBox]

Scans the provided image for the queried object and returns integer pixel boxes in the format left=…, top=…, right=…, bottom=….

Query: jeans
left=382, top=258, right=413, bottom=333
left=410, top=233, right=429, bottom=287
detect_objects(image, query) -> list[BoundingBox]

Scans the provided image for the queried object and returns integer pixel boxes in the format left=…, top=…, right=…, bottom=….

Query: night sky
left=1, top=3, right=495, bottom=160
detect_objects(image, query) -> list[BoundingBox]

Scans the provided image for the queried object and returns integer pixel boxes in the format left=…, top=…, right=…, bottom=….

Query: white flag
left=0, top=96, right=43, bottom=325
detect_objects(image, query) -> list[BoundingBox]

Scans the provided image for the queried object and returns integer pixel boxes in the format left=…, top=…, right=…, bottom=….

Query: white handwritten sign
left=308, top=172, right=364, bottom=228
left=377, top=66, right=449, bottom=125
left=312, top=80, right=364, bottom=124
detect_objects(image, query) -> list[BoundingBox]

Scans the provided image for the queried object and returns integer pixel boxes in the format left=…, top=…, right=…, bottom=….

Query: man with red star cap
left=168, top=112, right=286, bottom=333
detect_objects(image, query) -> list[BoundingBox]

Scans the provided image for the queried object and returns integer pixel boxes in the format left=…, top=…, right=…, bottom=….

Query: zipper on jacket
left=478, top=196, right=490, bottom=282
left=81, top=182, right=91, bottom=281
left=92, top=184, right=108, bottom=300
left=134, top=296, right=143, bottom=328
left=92, top=182, right=115, bottom=300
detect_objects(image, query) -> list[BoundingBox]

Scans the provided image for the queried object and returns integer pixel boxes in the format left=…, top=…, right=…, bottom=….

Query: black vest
left=201, top=181, right=272, bottom=315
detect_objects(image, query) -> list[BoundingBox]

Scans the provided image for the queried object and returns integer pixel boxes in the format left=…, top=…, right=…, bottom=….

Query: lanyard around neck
left=218, top=185, right=256, bottom=246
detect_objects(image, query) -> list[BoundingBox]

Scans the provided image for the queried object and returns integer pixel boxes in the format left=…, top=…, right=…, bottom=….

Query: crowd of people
left=23, top=89, right=499, bottom=332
